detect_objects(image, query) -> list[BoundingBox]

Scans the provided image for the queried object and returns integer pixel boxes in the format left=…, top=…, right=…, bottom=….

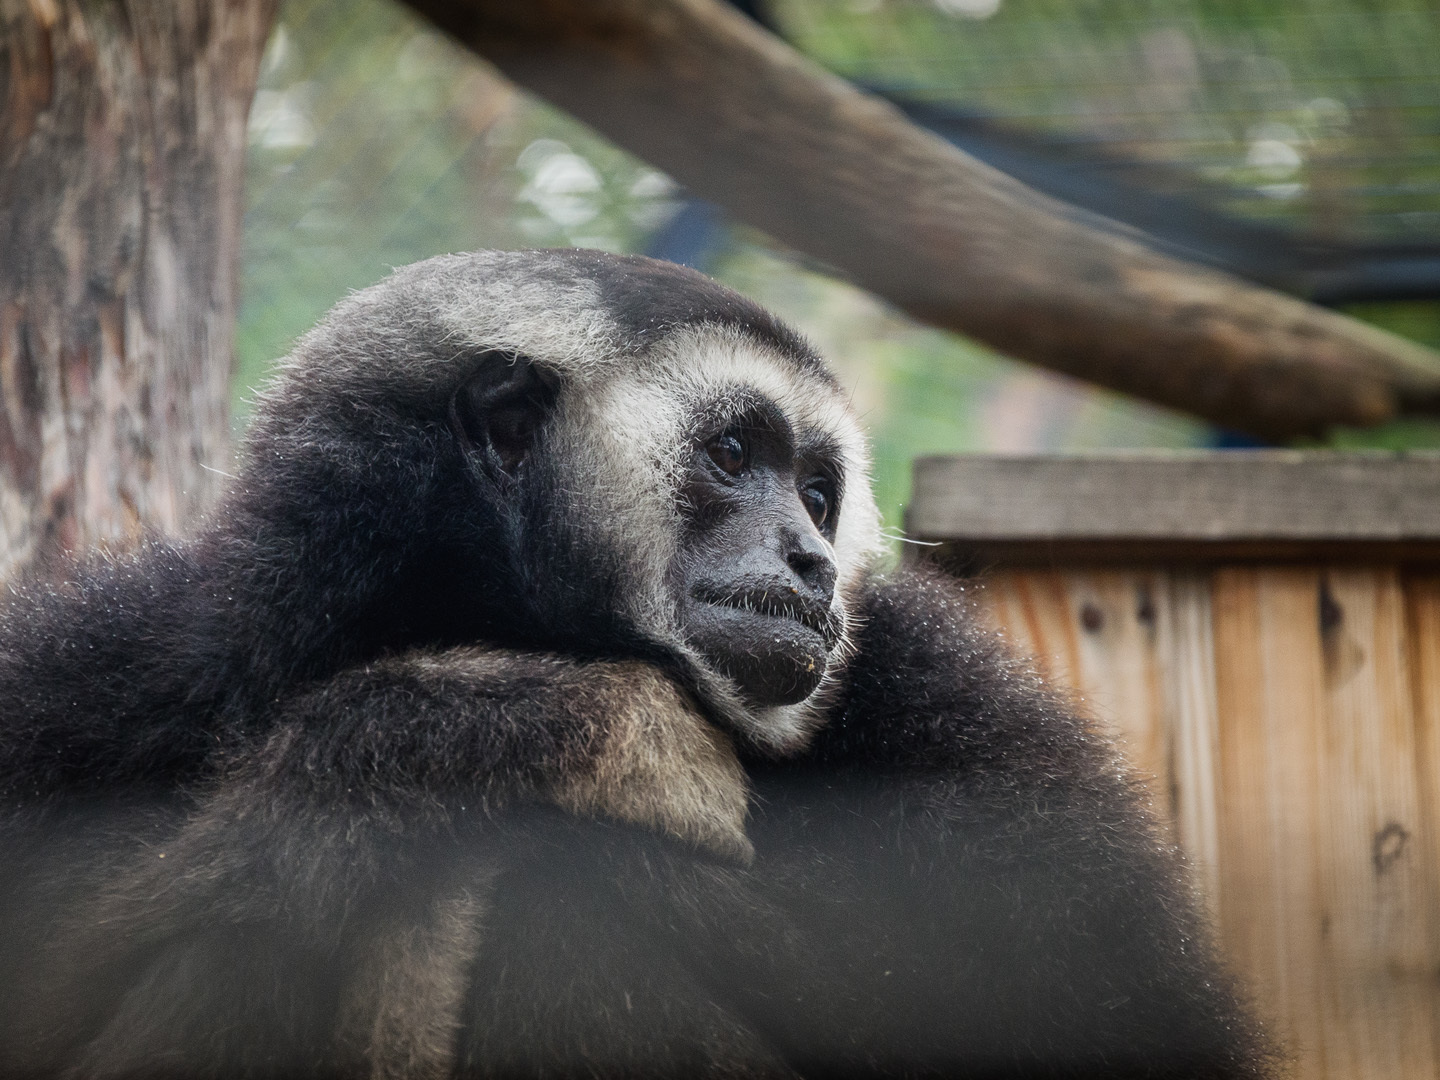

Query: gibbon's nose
left=782, top=528, right=837, bottom=607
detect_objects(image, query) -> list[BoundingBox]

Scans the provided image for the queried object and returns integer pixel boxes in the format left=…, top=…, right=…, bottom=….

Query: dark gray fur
left=0, top=250, right=1274, bottom=1078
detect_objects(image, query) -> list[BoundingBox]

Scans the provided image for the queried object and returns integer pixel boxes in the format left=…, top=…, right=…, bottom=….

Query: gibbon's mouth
left=690, top=584, right=838, bottom=647
left=683, top=584, right=835, bottom=707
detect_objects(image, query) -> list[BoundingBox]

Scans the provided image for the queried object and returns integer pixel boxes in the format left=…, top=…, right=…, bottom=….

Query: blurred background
left=238, top=0, right=1440, bottom=534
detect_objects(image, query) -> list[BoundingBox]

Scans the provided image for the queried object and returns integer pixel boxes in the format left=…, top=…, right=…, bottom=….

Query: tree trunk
left=0, top=0, right=277, bottom=582
left=405, top=0, right=1440, bottom=443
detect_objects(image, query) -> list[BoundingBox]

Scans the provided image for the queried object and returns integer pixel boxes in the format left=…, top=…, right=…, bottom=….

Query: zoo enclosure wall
left=909, top=451, right=1440, bottom=1080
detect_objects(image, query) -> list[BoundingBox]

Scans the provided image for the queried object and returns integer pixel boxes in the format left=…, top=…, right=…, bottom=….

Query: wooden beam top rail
left=909, top=452, right=1440, bottom=566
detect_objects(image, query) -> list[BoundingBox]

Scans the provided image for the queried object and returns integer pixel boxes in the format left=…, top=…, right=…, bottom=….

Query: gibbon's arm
left=0, top=646, right=751, bottom=1077
left=238, top=645, right=752, bottom=860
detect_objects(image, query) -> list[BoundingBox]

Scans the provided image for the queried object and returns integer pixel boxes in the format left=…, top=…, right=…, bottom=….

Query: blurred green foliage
left=238, top=0, right=677, bottom=418
left=777, top=0, right=1440, bottom=240
left=240, top=0, right=1440, bottom=534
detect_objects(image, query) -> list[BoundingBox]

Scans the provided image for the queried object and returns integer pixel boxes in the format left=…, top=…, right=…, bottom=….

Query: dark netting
left=773, top=0, right=1440, bottom=303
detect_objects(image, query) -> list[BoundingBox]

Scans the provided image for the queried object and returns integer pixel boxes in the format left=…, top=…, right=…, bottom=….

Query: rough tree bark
left=405, top=0, right=1440, bottom=442
left=0, top=0, right=277, bottom=582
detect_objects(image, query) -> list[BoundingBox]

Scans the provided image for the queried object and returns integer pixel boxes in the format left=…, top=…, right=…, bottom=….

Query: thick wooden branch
left=403, top=0, right=1440, bottom=442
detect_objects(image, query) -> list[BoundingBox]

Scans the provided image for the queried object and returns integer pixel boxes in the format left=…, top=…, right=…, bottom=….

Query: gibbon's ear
left=450, top=352, right=558, bottom=484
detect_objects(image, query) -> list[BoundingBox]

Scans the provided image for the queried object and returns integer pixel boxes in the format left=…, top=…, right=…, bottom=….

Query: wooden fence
left=908, top=452, right=1440, bottom=1080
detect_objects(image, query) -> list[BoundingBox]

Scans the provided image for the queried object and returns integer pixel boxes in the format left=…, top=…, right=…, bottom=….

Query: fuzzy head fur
left=245, top=250, right=884, bottom=753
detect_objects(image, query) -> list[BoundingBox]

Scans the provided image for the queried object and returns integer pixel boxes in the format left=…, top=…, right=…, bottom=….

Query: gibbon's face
left=450, top=351, right=848, bottom=709
left=269, top=250, right=881, bottom=750
left=552, top=315, right=880, bottom=753
left=672, top=399, right=843, bottom=708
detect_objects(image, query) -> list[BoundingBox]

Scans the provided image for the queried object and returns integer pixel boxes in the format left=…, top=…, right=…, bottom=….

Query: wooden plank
left=976, top=569, right=1176, bottom=829
left=979, top=568, right=1221, bottom=899
left=929, top=538, right=1440, bottom=570
left=1402, top=574, right=1440, bottom=1069
left=1211, top=568, right=1332, bottom=1077
left=1211, top=568, right=1440, bottom=1080
left=1313, top=569, right=1437, bottom=1078
left=910, top=453, right=1440, bottom=545
left=1154, top=572, right=1223, bottom=906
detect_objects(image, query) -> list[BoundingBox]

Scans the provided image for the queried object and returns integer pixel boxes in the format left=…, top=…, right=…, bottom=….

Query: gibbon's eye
left=800, top=477, right=835, bottom=531
left=706, top=430, right=748, bottom=477
left=486, top=404, right=540, bottom=471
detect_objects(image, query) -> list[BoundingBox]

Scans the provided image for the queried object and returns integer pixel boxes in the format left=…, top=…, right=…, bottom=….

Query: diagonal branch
left=402, top=0, right=1440, bottom=442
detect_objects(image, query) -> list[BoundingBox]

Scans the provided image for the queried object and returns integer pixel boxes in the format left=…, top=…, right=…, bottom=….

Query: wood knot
left=1134, top=585, right=1156, bottom=629
left=1318, top=580, right=1343, bottom=636
left=1373, top=822, right=1409, bottom=876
